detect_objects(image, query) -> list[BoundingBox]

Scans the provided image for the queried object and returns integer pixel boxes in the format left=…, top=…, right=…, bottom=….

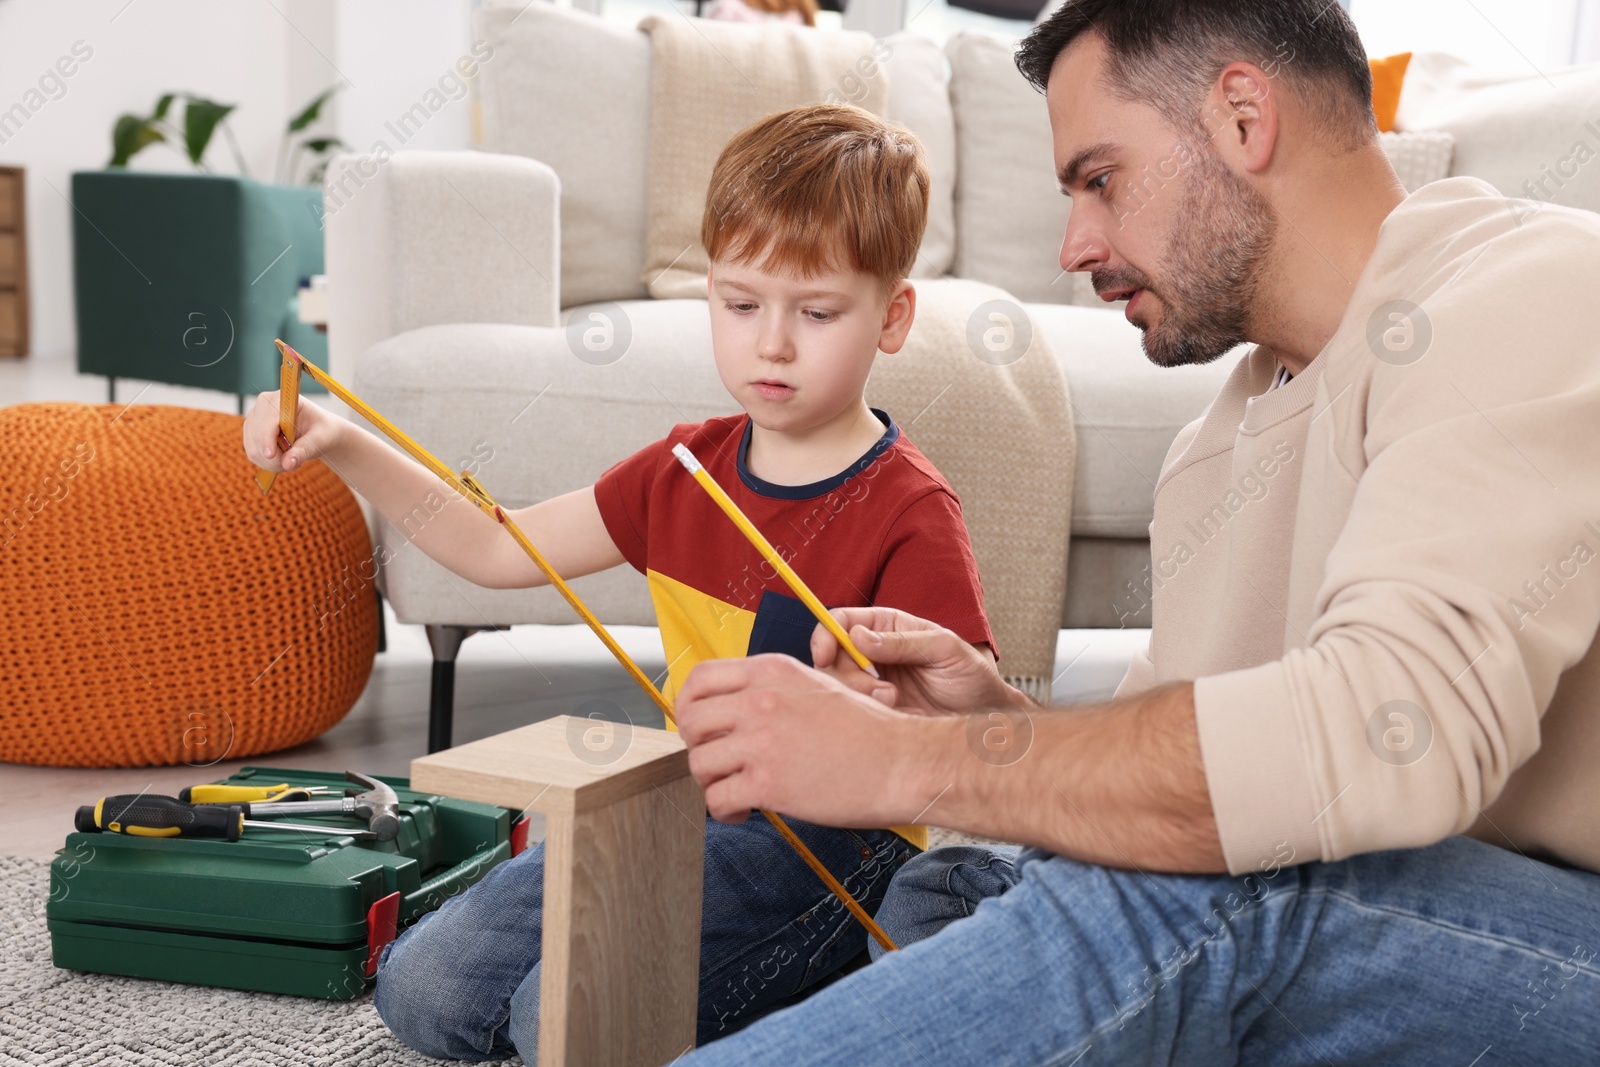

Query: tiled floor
left=1, top=351, right=1149, bottom=862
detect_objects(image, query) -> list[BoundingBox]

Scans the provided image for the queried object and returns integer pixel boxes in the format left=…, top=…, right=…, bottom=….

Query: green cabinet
left=71, top=171, right=330, bottom=400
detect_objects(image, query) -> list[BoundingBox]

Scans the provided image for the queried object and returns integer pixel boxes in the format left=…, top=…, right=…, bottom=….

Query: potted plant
left=109, top=88, right=348, bottom=184
left=73, top=88, right=345, bottom=405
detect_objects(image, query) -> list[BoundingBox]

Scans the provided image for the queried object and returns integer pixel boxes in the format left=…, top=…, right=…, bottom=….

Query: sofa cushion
left=639, top=15, right=891, bottom=299
left=1398, top=52, right=1600, bottom=215
left=474, top=1, right=957, bottom=309
left=355, top=307, right=729, bottom=627
left=946, top=31, right=1094, bottom=308
left=476, top=1, right=653, bottom=310
left=1026, top=302, right=1244, bottom=539
left=1380, top=130, right=1455, bottom=192
left=882, top=32, right=957, bottom=277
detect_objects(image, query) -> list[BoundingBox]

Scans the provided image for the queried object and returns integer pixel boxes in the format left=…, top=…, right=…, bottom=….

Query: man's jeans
left=677, top=835, right=1600, bottom=1065
left=372, top=812, right=915, bottom=1061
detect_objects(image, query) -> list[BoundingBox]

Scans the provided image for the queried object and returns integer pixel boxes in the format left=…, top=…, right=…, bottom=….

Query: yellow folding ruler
left=258, top=339, right=897, bottom=952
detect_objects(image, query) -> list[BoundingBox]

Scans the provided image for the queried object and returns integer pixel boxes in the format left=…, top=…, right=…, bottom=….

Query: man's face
left=1048, top=35, right=1277, bottom=367
left=707, top=255, right=887, bottom=433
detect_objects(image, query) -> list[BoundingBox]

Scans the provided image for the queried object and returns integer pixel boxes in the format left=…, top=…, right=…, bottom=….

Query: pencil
left=253, top=345, right=301, bottom=495
left=671, top=443, right=879, bottom=679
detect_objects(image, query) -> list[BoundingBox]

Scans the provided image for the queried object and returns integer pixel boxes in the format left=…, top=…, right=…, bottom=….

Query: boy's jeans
left=677, top=835, right=1600, bottom=1065
left=373, top=812, right=915, bottom=1061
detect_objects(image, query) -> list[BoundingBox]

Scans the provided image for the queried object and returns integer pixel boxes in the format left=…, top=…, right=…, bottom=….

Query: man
left=672, top=0, right=1600, bottom=1063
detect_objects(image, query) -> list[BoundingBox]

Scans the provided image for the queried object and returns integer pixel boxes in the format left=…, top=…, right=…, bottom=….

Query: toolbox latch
left=510, top=814, right=532, bottom=857
left=365, top=891, right=400, bottom=978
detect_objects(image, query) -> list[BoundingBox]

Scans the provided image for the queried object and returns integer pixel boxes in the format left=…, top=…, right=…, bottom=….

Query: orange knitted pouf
left=0, top=403, right=378, bottom=768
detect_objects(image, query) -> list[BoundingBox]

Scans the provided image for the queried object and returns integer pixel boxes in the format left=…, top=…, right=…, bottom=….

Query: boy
left=244, top=104, right=996, bottom=1061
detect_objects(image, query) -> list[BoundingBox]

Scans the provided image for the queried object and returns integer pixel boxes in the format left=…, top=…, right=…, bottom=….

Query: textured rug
left=0, top=856, right=519, bottom=1067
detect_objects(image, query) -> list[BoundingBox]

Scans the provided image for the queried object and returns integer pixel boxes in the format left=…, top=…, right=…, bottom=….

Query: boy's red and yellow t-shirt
left=594, top=409, right=996, bottom=851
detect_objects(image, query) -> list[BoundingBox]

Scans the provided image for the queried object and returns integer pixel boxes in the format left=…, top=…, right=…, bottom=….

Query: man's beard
left=1093, top=142, right=1277, bottom=368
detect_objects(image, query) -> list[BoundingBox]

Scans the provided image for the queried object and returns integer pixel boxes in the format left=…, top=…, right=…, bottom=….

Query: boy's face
left=707, top=256, right=913, bottom=434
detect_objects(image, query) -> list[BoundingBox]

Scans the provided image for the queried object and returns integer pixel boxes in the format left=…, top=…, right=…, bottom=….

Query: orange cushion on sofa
left=1370, top=51, right=1413, bottom=133
left=0, top=403, right=378, bottom=768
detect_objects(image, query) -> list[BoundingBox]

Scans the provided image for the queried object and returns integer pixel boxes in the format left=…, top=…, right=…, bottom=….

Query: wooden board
left=410, top=714, right=706, bottom=1066
left=410, top=715, right=690, bottom=815
left=0, top=170, right=15, bottom=230
left=0, top=293, right=17, bottom=349
left=0, top=232, right=16, bottom=287
left=540, top=775, right=704, bottom=1066
left=0, top=166, right=25, bottom=358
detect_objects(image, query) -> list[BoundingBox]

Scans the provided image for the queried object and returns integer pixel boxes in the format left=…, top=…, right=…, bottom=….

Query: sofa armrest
left=324, top=150, right=560, bottom=382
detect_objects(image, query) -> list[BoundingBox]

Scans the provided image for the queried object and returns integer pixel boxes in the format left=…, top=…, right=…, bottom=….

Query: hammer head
left=345, top=770, right=401, bottom=841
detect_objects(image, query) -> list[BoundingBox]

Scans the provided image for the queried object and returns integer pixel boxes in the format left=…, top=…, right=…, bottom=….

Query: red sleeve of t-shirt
left=593, top=436, right=668, bottom=575
left=873, top=489, right=999, bottom=660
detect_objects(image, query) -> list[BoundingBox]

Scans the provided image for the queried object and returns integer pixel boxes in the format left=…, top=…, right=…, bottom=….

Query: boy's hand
left=242, top=392, right=345, bottom=474
left=811, top=606, right=1023, bottom=716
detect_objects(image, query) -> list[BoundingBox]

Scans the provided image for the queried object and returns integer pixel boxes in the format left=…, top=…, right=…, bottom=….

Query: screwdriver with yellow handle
left=177, top=783, right=335, bottom=804
left=75, top=795, right=377, bottom=841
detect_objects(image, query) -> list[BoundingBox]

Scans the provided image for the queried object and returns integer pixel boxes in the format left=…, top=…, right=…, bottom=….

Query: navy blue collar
left=736, top=409, right=900, bottom=500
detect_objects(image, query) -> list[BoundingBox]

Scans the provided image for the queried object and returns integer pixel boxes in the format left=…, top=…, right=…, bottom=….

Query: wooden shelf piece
left=0, top=167, right=26, bottom=358
left=411, top=715, right=705, bottom=1067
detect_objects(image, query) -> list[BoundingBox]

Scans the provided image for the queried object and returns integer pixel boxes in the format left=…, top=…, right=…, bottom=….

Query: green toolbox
left=46, top=766, right=533, bottom=999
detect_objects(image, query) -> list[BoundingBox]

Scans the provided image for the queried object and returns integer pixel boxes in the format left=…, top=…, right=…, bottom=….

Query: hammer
left=232, top=770, right=402, bottom=841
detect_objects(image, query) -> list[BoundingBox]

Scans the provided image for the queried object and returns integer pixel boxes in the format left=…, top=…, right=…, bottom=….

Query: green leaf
left=299, top=136, right=348, bottom=154
left=182, top=96, right=236, bottom=165
left=152, top=93, right=176, bottom=121
left=109, top=114, right=165, bottom=167
left=287, top=85, right=340, bottom=133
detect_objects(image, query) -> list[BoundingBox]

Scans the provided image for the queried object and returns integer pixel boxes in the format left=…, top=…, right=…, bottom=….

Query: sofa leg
left=375, top=588, right=388, bottom=654
left=428, top=659, right=457, bottom=754
left=107, top=376, right=116, bottom=404
left=424, top=624, right=512, bottom=752
left=425, top=624, right=474, bottom=754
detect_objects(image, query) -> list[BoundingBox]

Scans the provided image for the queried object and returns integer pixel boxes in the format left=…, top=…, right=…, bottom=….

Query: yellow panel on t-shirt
left=643, top=568, right=927, bottom=852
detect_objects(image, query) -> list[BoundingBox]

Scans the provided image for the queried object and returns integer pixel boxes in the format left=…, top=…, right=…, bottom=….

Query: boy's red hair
left=702, top=104, right=929, bottom=294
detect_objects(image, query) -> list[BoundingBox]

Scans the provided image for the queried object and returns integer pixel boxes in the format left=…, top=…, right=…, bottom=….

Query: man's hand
left=675, top=654, right=927, bottom=827
left=810, top=606, right=1025, bottom=716
left=676, top=648, right=1227, bottom=873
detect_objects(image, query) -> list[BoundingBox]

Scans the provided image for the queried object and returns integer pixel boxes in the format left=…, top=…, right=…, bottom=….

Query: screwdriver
left=178, top=783, right=334, bottom=804
left=76, top=795, right=377, bottom=841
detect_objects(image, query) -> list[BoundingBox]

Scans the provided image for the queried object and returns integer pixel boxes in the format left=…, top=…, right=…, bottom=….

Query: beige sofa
left=323, top=1, right=1600, bottom=746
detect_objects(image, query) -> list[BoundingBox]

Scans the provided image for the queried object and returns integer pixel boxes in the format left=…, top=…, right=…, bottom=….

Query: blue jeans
left=678, top=835, right=1600, bottom=1065
left=372, top=812, right=915, bottom=1061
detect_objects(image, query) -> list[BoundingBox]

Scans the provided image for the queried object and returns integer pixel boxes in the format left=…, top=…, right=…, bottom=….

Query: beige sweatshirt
left=1116, top=177, right=1600, bottom=876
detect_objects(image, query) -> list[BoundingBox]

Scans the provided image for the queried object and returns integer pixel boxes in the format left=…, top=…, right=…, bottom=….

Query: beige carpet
left=0, top=855, right=514, bottom=1067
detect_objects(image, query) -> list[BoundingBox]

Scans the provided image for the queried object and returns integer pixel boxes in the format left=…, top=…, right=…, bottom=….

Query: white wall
left=1350, top=0, right=1581, bottom=71
left=333, top=0, right=476, bottom=156
left=0, top=0, right=476, bottom=362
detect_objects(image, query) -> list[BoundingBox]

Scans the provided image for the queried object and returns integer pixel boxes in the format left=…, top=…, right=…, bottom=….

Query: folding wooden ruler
left=258, top=339, right=897, bottom=951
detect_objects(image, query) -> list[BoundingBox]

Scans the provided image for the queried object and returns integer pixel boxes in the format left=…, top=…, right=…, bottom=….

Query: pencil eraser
left=671, top=443, right=702, bottom=473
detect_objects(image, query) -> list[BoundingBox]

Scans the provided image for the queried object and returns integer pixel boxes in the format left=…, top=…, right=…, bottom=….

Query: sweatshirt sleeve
left=1194, top=219, right=1600, bottom=876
